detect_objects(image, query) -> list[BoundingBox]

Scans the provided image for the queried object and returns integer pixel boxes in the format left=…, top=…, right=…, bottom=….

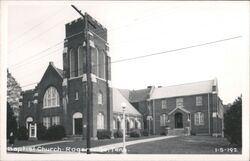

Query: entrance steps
left=168, top=128, right=187, bottom=136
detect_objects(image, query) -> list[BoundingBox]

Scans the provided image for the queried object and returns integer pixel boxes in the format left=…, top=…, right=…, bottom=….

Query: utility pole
left=71, top=5, right=92, bottom=154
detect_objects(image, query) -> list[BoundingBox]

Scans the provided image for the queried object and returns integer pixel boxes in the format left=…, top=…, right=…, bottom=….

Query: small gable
left=37, top=62, right=63, bottom=87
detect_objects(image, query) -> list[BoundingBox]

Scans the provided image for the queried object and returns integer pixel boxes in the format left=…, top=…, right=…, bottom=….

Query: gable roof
left=118, top=89, right=130, bottom=100
left=55, top=67, right=63, bottom=78
left=169, top=107, right=190, bottom=115
left=112, top=88, right=141, bottom=116
left=129, top=88, right=151, bottom=103
left=37, top=62, right=63, bottom=87
left=118, top=88, right=151, bottom=103
left=150, top=80, right=215, bottom=100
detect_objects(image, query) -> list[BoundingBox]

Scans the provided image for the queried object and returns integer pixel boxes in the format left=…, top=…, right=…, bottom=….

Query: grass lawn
left=39, top=135, right=159, bottom=150
left=126, top=135, right=241, bottom=154
left=8, top=135, right=159, bottom=150
left=7, top=135, right=241, bottom=154
left=7, top=140, right=49, bottom=148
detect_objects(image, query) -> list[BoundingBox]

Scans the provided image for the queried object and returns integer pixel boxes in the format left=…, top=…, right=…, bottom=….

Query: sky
left=5, top=1, right=249, bottom=104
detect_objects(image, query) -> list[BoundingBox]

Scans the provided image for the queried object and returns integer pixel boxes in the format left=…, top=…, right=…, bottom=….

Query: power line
left=8, top=6, right=182, bottom=69
left=20, top=35, right=241, bottom=88
left=8, top=19, right=66, bottom=54
left=8, top=41, right=63, bottom=68
left=111, top=36, right=242, bottom=64
left=8, top=6, right=179, bottom=56
left=8, top=31, right=84, bottom=69
left=9, top=7, right=66, bottom=44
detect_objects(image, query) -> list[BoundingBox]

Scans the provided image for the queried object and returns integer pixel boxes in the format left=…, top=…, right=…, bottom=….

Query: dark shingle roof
left=118, top=88, right=151, bottom=103
left=129, top=88, right=151, bottom=103
left=55, top=68, right=63, bottom=78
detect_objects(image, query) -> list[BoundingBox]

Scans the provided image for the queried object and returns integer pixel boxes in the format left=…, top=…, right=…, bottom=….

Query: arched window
left=137, top=120, right=141, bottom=129
left=78, top=46, right=86, bottom=76
left=91, top=48, right=98, bottom=75
left=98, top=92, right=103, bottom=105
left=97, top=113, right=104, bottom=129
left=98, top=49, right=106, bottom=79
left=113, top=119, right=116, bottom=130
left=43, top=87, right=60, bottom=108
left=129, top=119, right=134, bottom=129
left=70, top=48, right=76, bottom=77
left=135, top=118, right=141, bottom=129
left=26, top=117, right=33, bottom=129
left=117, top=116, right=121, bottom=130
left=160, top=114, right=167, bottom=126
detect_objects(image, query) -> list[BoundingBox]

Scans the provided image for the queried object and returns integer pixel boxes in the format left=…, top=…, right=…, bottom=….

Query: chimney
left=49, top=61, right=54, bottom=66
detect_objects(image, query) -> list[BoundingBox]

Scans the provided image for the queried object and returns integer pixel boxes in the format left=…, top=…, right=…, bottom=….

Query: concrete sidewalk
left=90, top=135, right=177, bottom=153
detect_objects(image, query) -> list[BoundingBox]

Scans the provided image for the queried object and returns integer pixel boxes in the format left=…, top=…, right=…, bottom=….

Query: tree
left=7, top=70, right=22, bottom=123
left=7, top=102, right=17, bottom=139
left=224, top=96, right=242, bottom=146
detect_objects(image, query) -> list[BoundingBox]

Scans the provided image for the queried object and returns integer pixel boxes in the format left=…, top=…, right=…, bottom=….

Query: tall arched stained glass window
left=43, top=87, right=59, bottom=108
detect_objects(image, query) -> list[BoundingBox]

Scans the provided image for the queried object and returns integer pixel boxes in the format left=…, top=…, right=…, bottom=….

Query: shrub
left=160, top=131, right=166, bottom=136
left=224, top=96, right=242, bottom=146
left=113, top=130, right=123, bottom=138
left=97, top=130, right=111, bottom=140
left=46, top=125, right=66, bottom=141
left=190, top=130, right=196, bottom=136
left=141, top=130, right=149, bottom=136
left=17, top=126, right=28, bottom=140
left=130, top=129, right=141, bottom=137
left=37, top=123, right=47, bottom=140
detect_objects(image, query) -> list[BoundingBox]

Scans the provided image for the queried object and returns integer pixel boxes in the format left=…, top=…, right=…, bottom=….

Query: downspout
left=153, top=100, right=156, bottom=135
left=208, top=93, right=211, bottom=135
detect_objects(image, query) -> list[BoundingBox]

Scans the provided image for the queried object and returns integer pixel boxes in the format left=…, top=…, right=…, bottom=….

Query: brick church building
left=19, top=14, right=224, bottom=138
left=119, top=79, right=224, bottom=136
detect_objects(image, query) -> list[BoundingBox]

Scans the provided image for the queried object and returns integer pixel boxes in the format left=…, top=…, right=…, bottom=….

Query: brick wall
left=153, top=94, right=211, bottom=135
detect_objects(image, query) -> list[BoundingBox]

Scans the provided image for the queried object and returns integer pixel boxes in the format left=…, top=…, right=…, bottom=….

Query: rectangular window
left=161, top=100, right=167, bottom=109
left=113, top=119, right=116, bottom=130
left=43, top=117, right=50, bottom=129
left=28, top=101, right=31, bottom=108
left=176, top=98, right=184, bottom=108
left=52, top=116, right=60, bottom=126
left=160, top=114, right=167, bottom=126
left=97, top=113, right=104, bottom=129
left=75, top=92, right=79, bottom=100
left=194, top=112, right=204, bottom=126
left=98, top=92, right=103, bottom=105
left=188, top=113, right=191, bottom=121
left=196, top=96, right=203, bottom=106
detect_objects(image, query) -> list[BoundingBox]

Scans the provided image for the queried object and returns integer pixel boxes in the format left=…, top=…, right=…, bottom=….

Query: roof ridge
left=158, top=79, right=214, bottom=89
left=49, top=62, right=63, bottom=78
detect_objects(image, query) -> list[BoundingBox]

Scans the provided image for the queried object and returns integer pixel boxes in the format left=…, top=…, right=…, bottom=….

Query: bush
left=190, top=130, right=196, bottom=136
left=160, top=131, right=166, bottom=136
left=97, top=130, right=111, bottom=140
left=113, top=130, right=123, bottom=138
left=37, top=123, right=47, bottom=140
left=130, top=129, right=141, bottom=137
left=17, top=126, right=28, bottom=140
left=141, top=130, right=149, bottom=136
left=224, top=96, right=242, bottom=146
left=46, top=125, right=66, bottom=141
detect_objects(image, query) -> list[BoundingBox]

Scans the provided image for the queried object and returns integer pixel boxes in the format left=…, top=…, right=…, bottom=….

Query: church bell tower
left=61, top=13, right=113, bottom=138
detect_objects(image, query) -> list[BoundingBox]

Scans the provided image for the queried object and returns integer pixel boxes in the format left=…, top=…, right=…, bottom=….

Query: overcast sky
left=5, top=1, right=249, bottom=104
